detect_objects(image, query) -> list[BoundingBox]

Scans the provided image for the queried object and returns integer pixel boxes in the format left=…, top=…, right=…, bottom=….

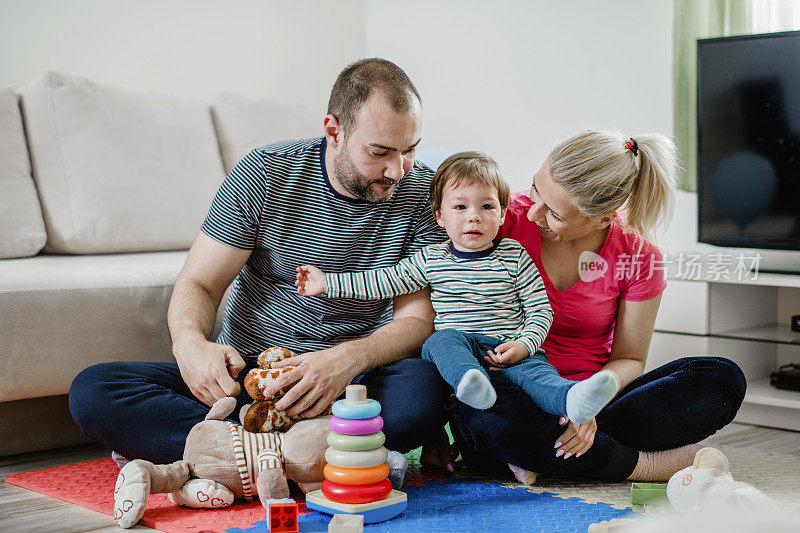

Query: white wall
left=1, top=0, right=673, bottom=189
left=0, top=0, right=366, bottom=107
left=365, top=0, right=674, bottom=190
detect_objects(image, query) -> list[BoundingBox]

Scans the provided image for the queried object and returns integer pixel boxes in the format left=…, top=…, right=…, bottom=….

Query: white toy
left=329, top=513, right=364, bottom=532
left=666, top=447, right=778, bottom=514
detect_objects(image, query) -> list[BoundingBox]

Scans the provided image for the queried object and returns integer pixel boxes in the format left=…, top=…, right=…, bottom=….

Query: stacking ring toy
left=324, top=463, right=390, bottom=485
left=329, top=415, right=383, bottom=436
left=332, top=398, right=381, bottom=420
left=321, top=478, right=393, bottom=504
left=325, top=446, right=388, bottom=468
left=327, top=431, right=385, bottom=451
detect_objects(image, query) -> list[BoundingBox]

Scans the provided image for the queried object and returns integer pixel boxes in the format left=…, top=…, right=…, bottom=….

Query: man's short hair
left=430, top=151, right=510, bottom=215
left=327, top=58, right=421, bottom=140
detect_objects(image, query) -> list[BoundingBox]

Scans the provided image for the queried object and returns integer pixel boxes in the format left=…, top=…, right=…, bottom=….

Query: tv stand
left=649, top=271, right=800, bottom=432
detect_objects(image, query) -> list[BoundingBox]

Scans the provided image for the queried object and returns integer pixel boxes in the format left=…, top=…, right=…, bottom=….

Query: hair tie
left=625, top=138, right=639, bottom=157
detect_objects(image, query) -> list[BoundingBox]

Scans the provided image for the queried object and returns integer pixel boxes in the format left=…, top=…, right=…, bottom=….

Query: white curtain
left=672, top=0, right=800, bottom=191
left=751, top=0, right=800, bottom=32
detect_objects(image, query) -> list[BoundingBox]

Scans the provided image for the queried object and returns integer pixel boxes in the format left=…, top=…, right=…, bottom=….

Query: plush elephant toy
left=113, top=396, right=330, bottom=528
left=666, top=447, right=778, bottom=513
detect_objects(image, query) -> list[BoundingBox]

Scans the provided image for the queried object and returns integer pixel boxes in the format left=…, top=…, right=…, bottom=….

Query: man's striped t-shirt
left=326, top=238, right=554, bottom=356
left=201, top=137, right=446, bottom=360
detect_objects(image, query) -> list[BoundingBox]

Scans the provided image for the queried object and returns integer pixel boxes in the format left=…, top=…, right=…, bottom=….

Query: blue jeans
left=422, top=329, right=573, bottom=416
left=69, top=357, right=449, bottom=463
left=449, top=356, right=747, bottom=481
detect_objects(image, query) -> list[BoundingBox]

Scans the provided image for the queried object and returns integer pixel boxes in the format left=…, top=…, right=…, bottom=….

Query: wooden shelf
left=711, top=325, right=800, bottom=345
left=744, top=378, right=800, bottom=409
left=666, top=270, right=800, bottom=288
left=736, top=378, right=800, bottom=431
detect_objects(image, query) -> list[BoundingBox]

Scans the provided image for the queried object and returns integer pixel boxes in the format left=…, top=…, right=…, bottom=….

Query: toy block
left=268, top=500, right=298, bottom=533
left=631, top=503, right=672, bottom=514
left=587, top=517, right=638, bottom=532
left=329, top=513, right=364, bottom=533
left=630, top=482, right=669, bottom=506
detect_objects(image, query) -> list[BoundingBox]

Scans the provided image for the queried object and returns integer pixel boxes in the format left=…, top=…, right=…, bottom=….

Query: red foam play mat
left=4, top=457, right=303, bottom=532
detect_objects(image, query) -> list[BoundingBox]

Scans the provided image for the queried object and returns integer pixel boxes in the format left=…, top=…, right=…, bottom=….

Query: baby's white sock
left=455, top=368, right=496, bottom=409
left=565, top=369, right=620, bottom=423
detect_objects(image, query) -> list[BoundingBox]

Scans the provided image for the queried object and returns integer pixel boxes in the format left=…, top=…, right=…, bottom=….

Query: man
left=69, top=58, right=451, bottom=466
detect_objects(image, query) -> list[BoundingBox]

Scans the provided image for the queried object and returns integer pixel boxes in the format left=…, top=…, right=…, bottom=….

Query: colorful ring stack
left=305, top=384, right=407, bottom=523
left=322, top=385, right=391, bottom=504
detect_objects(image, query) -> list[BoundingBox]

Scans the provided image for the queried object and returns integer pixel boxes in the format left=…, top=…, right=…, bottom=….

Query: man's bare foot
left=420, top=427, right=458, bottom=472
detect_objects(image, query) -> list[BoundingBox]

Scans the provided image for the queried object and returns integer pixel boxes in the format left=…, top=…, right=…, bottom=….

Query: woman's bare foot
left=508, top=463, right=537, bottom=485
left=628, top=443, right=703, bottom=481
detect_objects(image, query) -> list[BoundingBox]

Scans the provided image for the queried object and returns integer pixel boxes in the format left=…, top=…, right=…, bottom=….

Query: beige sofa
left=0, top=72, right=319, bottom=456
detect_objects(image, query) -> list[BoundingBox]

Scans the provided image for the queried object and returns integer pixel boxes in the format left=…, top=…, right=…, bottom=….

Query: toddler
left=296, top=151, right=619, bottom=424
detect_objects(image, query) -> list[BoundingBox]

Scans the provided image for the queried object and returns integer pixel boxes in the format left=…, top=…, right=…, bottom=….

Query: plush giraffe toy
left=240, top=347, right=333, bottom=432
left=240, top=347, right=302, bottom=433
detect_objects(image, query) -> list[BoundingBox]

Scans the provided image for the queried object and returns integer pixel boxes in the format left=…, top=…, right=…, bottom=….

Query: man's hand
left=484, top=340, right=529, bottom=370
left=554, top=416, right=597, bottom=459
left=263, top=346, right=358, bottom=418
left=295, top=265, right=327, bottom=296
left=173, top=335, right=246, bottom=407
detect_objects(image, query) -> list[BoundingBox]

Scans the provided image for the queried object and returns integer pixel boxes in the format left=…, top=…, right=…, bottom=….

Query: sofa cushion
left=0, top=252, right=228, bottom=402
left=0, top=251, right=230, bottom=403
left=212, top=92, right=321, bottom=173
left=0, top=88, right=47, bottom=259
left=0, top=252, right=186, bottom=401
left=21, top=72, right=226, bottom=254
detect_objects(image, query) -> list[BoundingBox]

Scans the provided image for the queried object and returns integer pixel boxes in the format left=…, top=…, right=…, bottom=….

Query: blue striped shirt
left=201, top=137, right=446, bottom=359
left=326, top=239, right=553, bottom=356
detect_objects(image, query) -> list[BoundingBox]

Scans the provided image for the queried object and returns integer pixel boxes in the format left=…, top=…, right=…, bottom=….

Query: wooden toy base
left=305, top=489, right=407, bottom=523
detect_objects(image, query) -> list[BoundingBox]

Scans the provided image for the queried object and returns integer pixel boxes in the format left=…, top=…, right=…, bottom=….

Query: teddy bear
left=240, top=346, right=331, bottom=433
left=113, top=396, right=330, bottom=528
left=666, top=447, right=778, bottom=514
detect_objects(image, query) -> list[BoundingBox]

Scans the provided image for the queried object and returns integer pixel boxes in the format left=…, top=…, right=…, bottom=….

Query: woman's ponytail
left=624, top=134, right=677, bottom=249
left=547, top=130, right=677, bottom=251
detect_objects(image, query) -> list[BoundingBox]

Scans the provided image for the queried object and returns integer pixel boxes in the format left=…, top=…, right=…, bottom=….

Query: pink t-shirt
left=500, top=191, right=667, bottom=380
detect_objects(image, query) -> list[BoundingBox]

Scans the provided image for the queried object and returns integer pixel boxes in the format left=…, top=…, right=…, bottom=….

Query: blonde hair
left=430, top=151, right=510, bottom=215
left=547, top=130, right=677, bottom=249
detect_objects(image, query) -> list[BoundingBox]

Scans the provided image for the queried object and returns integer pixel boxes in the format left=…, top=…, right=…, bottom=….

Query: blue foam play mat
left=224, top=477, right=633, bottom=532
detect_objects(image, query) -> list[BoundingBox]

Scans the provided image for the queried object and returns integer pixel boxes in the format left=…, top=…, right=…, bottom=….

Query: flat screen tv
left=697, top=30, right=800, bottom=253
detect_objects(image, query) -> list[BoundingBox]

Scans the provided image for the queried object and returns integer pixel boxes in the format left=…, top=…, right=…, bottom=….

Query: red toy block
left=268, top=501, right=298, bottom=533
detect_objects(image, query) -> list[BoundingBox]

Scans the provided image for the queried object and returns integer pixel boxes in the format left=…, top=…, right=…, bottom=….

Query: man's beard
left=333, top=144, right=399, bottom=203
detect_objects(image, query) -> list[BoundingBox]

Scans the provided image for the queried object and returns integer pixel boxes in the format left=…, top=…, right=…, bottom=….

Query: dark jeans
left=69, top=357, right=449, bottom=464
left=449, top=356, right=746, bottom=481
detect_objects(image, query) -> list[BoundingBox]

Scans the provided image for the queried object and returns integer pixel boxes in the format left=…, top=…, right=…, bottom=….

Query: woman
left=445, top=130, right=746, bottom=482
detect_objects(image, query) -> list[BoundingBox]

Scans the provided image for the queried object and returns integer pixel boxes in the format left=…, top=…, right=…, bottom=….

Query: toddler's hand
left=295, top=265, right=327, bottom=296
left=484, top=340, right=529, bottom=369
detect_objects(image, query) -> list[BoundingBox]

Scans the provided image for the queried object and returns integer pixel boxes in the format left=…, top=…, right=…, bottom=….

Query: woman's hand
left=484, top=340, right=529, bottom=370
left=554, top=416, right=596, bottom=459
left=295, top=265, right=327, bottom=296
